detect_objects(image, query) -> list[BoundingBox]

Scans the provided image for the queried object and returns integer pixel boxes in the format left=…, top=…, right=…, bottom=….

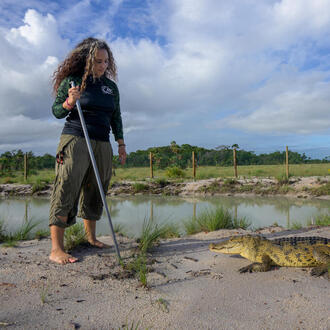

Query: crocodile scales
left=209, top=235, right=330, bottom=276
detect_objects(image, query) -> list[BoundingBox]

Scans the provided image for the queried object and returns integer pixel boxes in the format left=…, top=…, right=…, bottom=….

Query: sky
left=0, top=0, right=330, bottom=159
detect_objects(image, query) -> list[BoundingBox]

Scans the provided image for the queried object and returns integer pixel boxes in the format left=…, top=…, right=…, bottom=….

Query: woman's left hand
left=118, top=145, right=127, bottom=165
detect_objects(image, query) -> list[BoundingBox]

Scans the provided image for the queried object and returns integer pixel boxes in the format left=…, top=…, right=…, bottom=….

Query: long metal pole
left=70, top=81, right=121, bottom=262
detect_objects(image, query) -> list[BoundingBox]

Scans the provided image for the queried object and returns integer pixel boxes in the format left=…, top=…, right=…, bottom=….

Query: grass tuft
left=0, top=218, right=41, bottom=246
left=307, top=214, right=330, bottom=227
left=126, top=253, right=148, bottom=287
left=13, top=218, right=42, bottom=240
left=138, top=218, right=169, bottom=253
left=40, top=284, right=49, bottom=304
left=31, top=179, right=47, bottom=193
left=64, top=223, right=88, bottom=251
left=183, top=206, right=251, bottom=235
left=132, top=183, right=148, bottom=193
left=0, top=220, right=6, bottom=242
left=156, top=297, right=170, bottom=313
left=2, top=240, right=18, bottom=248
left=113, top=223, right=127, bottom=236
left=34, top=229, right=50, bottom=240
left=290, top=221, right=303, bottom=230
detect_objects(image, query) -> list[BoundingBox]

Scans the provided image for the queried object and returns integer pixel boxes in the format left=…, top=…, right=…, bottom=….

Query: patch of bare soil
left=1, top=226, right=329, bottom=329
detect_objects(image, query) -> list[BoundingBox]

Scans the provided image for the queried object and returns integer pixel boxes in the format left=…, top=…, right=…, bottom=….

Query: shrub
left=165, top=166, right=185, bottom=178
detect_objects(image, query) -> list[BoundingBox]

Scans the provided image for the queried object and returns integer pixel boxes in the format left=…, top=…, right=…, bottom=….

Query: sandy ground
left=0, top=226, right=329, bottom=330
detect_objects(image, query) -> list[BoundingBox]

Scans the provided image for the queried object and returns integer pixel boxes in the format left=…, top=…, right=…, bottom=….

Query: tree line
left=0, top=142, right=329, bottom=174
left=116, top=141, right=329, bottom=169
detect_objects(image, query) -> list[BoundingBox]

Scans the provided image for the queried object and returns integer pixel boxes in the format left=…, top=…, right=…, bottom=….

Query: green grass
left=117, top=164, right=330, bottom=181
left=14, top=218, right=42, bottom=240
left=0, top=164, right=329, bottom=185
left=276, top=174, right=291, bottom=185
left=0, top=220, right=5, bottom=242
left=153, top=178, right=169, bottom=187
left=310, top=182, right=330, bottom=196
left=64, top=223, right=88, bottom=251
left=138, top=218, right=169, bottom=253
left=113, top=223, right=127, bottom=236
left=34, top=229, right=50, bottom=240
left=121, top=217, right=180, bottom=287
left=0, top=218, right=42, bottom=246
left=1, top=217, right=44, bottom=248
left=2, top=240, right=18, bottom=247
left=125, top=253, right=148, bottom=287
left=307, top=214, right=330, bottom=226
left=159, top=222, right=181, bottom=238
left=183, top=206, right=251, bottom=235
left=39, top=284, right=50, bottom=304
left=132, top=183, right=148, bottom=193
left=156, top=297, right=170, bottom=313
left=290, top=221, right=303, bottom=230
left=31, top=179, right=48, bottom=193
left=165, top=166, right=186, bottom=178
left=0, top=169, right=54, bottom=185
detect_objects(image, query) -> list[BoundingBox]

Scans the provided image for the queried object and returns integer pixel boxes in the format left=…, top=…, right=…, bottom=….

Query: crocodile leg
left=310, top=247, right=330, bottom=277
left=239, top=255, right=273, bottom=273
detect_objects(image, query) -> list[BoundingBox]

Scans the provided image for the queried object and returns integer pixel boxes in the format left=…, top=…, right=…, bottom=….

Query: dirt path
left=0, top=226, right=329, bottom=329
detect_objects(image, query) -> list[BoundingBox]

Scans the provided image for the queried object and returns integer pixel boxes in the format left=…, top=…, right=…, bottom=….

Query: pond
left=1, top=195, right=329, bottom=237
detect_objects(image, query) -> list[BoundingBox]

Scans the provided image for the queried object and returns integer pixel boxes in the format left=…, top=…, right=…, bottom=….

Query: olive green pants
left=49, top=134, right=113, bottom=228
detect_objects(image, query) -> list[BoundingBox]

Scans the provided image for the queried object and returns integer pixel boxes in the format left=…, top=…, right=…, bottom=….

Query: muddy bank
left=0, top=226, right=329, bottom=329
left=1, top=176, right=329, bottom=199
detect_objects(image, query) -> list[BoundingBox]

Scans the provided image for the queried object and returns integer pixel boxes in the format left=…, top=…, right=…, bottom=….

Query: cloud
left=0, top=9, right=70, bottom=154
left=0, top=9, right=70, bottom=120
left=220, top=70, right=330, bottom=135
left=0, top=115, right=62, bottom=145
left=114, top=0, right=330, bottom=139
left=0, top=1, right=330, bottom=158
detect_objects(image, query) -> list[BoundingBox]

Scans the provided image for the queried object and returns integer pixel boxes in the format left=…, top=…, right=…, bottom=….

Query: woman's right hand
left=67, top=86, right=81, bottom=106
left=63, top=86, right=81, bottom=110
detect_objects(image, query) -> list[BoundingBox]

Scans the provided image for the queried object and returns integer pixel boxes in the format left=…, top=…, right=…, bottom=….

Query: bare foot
left=87, top=239, right=110, bottom=248
left=49, top=248, right=78, bottom=264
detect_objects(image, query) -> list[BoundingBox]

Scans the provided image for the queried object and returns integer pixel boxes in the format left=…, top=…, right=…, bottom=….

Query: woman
left=49, top=37, right=126, bottom=264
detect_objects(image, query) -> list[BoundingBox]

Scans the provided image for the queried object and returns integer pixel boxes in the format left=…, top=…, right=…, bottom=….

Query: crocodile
left=209, top=235, right=330, bottom=276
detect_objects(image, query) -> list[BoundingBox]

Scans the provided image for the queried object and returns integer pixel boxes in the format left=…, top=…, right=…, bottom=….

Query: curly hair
left=52, top=37, right=117, bottom=94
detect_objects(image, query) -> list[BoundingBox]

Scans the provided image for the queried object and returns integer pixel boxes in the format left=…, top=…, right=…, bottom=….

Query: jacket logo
left=101, top=86, right=113, bottom=95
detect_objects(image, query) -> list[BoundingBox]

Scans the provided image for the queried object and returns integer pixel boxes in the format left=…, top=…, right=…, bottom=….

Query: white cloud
left=0, top=1, right=330, bottom=157
left=219, top=69, right=330, bottom=134
left=0, top=115, right=62, bottom=145
left=0, top=9, right=69, bottom=154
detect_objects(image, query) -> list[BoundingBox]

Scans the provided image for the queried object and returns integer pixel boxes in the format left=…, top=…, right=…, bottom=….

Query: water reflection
left=0, top=196, right=329, bottom=237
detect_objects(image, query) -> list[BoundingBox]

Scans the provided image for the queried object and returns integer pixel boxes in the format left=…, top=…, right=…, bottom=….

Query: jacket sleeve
left=110, top=82, right=124, bottom=141
left=52, top=77, right=71, bottom=119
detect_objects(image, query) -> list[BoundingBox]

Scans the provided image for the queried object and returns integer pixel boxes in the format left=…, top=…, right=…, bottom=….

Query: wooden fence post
left=24, top=153, right=28, bottom=182
left=149, top=152, right=153, bottom=179
left=233, top=148, right=238, bottom=178
left=285, top=146, right=289, bottom=179
left=192, top=151, right=196, bottom=179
